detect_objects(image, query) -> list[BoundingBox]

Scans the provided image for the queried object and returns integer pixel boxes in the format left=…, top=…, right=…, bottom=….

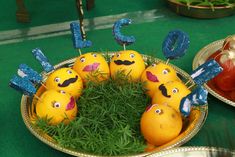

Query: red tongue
left=146, top=71, right=159, bottom=82
left=83, top=62, right=100, bottom=72
left=66, top=97, right=75, bottom=111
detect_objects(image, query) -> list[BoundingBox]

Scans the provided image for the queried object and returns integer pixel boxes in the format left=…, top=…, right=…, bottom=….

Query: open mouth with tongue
left=66, top=97, right=75, bottom=111
left=83, top=63, right=100, bottom=72
left=146, top=71, right=159, bottom=82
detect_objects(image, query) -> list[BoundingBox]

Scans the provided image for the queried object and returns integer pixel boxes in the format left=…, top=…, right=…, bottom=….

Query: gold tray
left=192, top=40, right=235, bottom=107
left=148, top=146, right=235, bottom=157
left=167, top=0, right=235, bottom=18
left=21, top=54, right=208, bottom=157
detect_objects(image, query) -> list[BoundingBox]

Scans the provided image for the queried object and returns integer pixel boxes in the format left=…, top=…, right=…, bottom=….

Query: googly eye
left=162, top=69, right=170, bottom=74
left=80, top=57, right=85, bottom=63
left=172, top=88, right=179, bottom=93
left=151, top=63, right=156, bottom=67
left=67, top=70, right=72, bottom=74
left=60, top=90, right=66, bottom=94
left=116, top=54, right=120, bottom=57
left=54, top=77, right=60, bottom=83
left=93, top=53, right=97, bottom=57
left=53, top=102, right=61, bottom=108
left=130, top=53, right=135, bottom=58
left=155, top=109, right=162, bottom=114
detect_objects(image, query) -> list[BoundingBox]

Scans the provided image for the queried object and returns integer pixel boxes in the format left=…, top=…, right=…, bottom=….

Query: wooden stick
left=123, top=44, right=126, bottom=51
left=78, top=49, right=82, bottom=56
left=76, top=0, right=86, bottom=39
left=33, top=94, right=42, bottom=102
left=165, top=59, right=170, bottom=65
left=40, top=82, right=48, bottom=89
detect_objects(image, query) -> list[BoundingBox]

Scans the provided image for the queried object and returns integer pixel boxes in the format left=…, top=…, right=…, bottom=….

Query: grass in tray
left=35, top=74, right=150, bottom=156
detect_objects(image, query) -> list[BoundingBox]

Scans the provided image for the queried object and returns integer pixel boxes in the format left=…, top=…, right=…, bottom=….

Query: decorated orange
left=73, top=52, right=110, bottom=83
left=36, top=90, right=78, bottom=125
left=141, top=62, right=181, bottom=97
left=110, top=50, right=145, bottom=81
left=140, top=104, right=182, bottom=150
left=46, top=67, right=83, bottom=99
left=152, top=81, right=191, bottom=112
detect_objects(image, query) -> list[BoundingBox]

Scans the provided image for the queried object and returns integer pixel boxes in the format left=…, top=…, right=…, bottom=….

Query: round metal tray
left=167, top=0, right=235, bottom=18
left=148, top=146, right=235, bottom=157
left=192, top=39, right=235, bottom=107
left=21, top=54, right=208, bottom=157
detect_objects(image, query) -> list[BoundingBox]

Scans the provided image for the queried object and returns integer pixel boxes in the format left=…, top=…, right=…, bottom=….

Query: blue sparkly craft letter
left=180, top=86, right=208, bottom=117
left=113, top=18, right=135, bottom=46
left=70, top=22, right=92, bottom=49
left=162, top=30, right=190, bottom=60
left=9, top=75, right=36, bottom=96
left=191, top=59, right=223, bottom=85
left=32, top=48, right=54, bottom=73
left=18, top=64, right=42, bottom=83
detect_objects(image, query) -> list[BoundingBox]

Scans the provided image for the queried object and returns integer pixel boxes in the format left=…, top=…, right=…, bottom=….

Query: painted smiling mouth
left=114, top=60, right=135, bottom=65
left=145, top=104, right=153, bottom=112
left=66, top=97, right=75, bottom=111
left=58, top=75, right=78, bottom=87
left=159, top=84, right=171, bottom=98
left=146, top=71, right=159, bottom=82
left=83, top=62, right=100, bottom=72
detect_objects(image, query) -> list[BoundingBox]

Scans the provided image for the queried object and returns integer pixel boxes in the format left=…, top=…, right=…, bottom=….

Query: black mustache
left=114, top=60, right=135, bottom=65
left=159, top=84, right=171, bottom=98
left=58, top=75, right=78, bottom=87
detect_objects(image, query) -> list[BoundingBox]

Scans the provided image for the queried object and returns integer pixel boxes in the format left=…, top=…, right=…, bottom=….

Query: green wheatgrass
left=35, top=74, right=151, bottom=156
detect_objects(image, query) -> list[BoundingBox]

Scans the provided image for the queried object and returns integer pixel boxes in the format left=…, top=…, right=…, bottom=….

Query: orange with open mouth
left=73, top=53, right=110, bottom=83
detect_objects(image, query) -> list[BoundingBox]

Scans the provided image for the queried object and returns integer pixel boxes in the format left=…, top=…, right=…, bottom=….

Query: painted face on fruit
left=46, top=68, right=83, bottom=98
left=36, top=90, right=78, bottom=125
left=141, top=62, right=180, bottom=97
left=73, top=53, right=110, bottom=82
left=110, top=50, right=145, bottom=81
left=152, top=81, right=191, bottom=112
left=140, top=104, right=182, bottom=150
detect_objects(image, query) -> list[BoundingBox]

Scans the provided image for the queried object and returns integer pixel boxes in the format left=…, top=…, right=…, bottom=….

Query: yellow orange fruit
left=73, top=52, right=110, bottom=83
left=140, top=104, right=182, bottom=149
left=36, top=90, right=78, bottom=125
left=152, top=81, right=191, bottom=112
left=110, top=50, right=145, bottom=81
left=46, top=68, right=83, bottom=99
left=141, top=62, right=180, bottom=97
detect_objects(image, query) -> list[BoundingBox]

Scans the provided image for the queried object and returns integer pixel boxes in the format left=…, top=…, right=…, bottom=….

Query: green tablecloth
left=1, top=1, right=235, bottom=157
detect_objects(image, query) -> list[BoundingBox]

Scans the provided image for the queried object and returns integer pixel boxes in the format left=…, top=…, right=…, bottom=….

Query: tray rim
left=192, top=39, right=235, bottom=107
left=148, top=146, right=235, bottom=157
left=21, top=53, right=208, bottom=157
left=167, top=0, right=235, bottom=19
left=168, top=0, right=235, bottom=9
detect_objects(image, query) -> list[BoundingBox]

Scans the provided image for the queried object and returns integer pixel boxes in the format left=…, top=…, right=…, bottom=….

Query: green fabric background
left=0, top=0, right=159, bottom=31
left=0, top=0, right=235, bottom=156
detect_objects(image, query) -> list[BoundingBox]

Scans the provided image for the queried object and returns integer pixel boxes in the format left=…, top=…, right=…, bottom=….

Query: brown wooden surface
left=16, top=0, right=95, bottom=23
left=16, top=0, right=30, bottom=22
